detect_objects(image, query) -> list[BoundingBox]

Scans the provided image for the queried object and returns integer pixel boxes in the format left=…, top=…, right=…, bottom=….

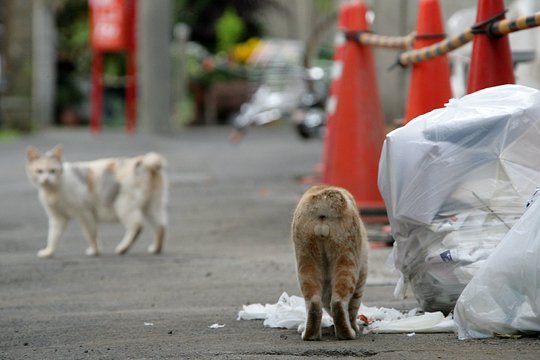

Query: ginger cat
left=292, top=185, right=368, bottom=340
left=26, top=145, right=168, bottom=258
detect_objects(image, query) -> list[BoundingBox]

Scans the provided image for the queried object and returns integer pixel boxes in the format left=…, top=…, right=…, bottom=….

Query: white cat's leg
left=77, top=213, right=99, bottom=256
left=144, top=201, right=167, bottom=254
left=38, top=216, right=68, bottom=258
left=115, top=210, right=143, bottom=255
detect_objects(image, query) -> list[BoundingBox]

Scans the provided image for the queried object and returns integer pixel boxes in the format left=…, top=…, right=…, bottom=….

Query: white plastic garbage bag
left=378, top=85, right=540, bottom=313
left=454, top=190, right=540, bottom=339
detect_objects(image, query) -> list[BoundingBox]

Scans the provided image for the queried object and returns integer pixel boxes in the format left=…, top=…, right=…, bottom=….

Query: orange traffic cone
left=319, top=1, right=350, bottom=179
left=466, top=0, right=514, bottom=93
left=322, top=0, right=386, bottom=217
left=404, top=0, right=452, bottom=123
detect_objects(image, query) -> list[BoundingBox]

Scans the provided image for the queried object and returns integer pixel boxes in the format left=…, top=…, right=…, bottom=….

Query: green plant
left=0, top=129, right=21, bottom=142
left=174, top=0, right=285, bottom=52
left=216, top=8, right=245, bottom=54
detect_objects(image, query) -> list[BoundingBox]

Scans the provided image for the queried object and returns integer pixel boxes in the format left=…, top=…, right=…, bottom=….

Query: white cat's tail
left=141, top=152, right=166, bottom=174
left=135, top=152, right=167, bottom=194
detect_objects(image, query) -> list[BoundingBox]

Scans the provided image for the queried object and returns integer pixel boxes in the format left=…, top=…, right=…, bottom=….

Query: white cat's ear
left=27, top=146, right=41, bottom=162
left=50, top=145, right=63, bottom=161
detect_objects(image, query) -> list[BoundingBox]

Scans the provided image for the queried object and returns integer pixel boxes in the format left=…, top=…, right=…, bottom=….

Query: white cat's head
left=26, top=145, right=64, bottom=190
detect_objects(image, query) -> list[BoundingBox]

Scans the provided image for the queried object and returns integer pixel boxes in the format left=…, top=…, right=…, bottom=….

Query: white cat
left=26, top=145, right=168, bottom=258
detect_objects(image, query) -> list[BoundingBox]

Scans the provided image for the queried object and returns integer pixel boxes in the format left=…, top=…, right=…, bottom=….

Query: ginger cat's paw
left=301, top=329, right=322, bottom=341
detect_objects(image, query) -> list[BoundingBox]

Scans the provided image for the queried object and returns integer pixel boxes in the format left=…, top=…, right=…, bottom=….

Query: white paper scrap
left=238, top=292, right=456, bottom=334
left=209, top=323, right=226, bottom=329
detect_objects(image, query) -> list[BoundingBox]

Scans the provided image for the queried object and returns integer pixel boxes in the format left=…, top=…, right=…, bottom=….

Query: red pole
left=403, top=0, right=452, bottom=123
left=322, top=0, right=387, bottom=217
left=125, top=0, right=137, bottom=134
left=90, top=51, right=103, bottom=134
left=466, top=0, right=514, bottom=93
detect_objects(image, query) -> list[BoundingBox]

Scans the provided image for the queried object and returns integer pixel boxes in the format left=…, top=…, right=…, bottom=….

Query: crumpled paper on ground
left=237, top=292, right=455, bottom=334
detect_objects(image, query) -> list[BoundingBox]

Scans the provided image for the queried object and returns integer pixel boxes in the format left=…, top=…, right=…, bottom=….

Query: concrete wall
left=2, top=0, right=531, bottom=131
left=138, top=0, right=173, bottom=133
left=260, top=0, right=330, bottom=44
left=1, top=0, right=33, bottom=130
left=262, top=0, right=484, bottom=123
left=32, top=0, right=56, bottom=129
left=369, top=0, right=476, bottom=123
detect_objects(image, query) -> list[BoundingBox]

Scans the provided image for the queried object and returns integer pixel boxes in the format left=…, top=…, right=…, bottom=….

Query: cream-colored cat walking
left=26, top=145, right=168, bottom=258
left=292, top=185, right=368, bottom=340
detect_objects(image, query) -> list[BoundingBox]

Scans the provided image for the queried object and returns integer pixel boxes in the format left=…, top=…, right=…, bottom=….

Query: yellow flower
left=231, top=37, right=261, bottom=64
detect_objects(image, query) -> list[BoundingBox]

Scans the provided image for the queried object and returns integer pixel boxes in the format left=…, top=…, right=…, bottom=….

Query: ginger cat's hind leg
left=296, top=251, right=324, bottom=340
left=348, top=292, right=363, bottom=335
left=303, top=296, right=323, bottom=341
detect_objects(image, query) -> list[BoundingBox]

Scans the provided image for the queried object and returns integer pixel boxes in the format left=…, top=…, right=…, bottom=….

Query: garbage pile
left=237, top=292, right=455, bottom=334
left=454, top=188, right=540, bottom=339
left=379, top=85, right=540, bottom=314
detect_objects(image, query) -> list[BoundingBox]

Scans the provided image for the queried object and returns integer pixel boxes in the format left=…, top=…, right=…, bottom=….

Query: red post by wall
left=90, top=51, right=104, bottom=134
left=124, top=0, right=137, bottom=134
left=89, top=0, right=137, bottom=134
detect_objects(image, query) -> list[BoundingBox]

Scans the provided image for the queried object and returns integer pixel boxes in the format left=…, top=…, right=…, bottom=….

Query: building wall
left=262, top=0, right=490, bottom=124
left=367, top=0, right=478, bottom=123
left=0, top=0, right=530, bottom=131
left=32, top=0, right=56, bottom=129
left=1, top=0, right=33, bottom=130
left=260, top=0, right=331, bottom=43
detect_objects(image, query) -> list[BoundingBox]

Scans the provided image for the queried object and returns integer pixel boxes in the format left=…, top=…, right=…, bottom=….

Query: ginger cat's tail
left=314, top=221, right=330, bottom=237
left=303, top=186, right=355, bottom=239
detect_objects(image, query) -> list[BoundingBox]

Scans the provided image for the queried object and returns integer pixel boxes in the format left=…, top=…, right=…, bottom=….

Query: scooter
left=230, top=66, right=327, bottom=142
left=291, top=90, right=326, bottom=140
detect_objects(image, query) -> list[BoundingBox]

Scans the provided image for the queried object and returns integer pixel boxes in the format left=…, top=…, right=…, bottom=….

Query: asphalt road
left=1, top=126, right=538, bottom=359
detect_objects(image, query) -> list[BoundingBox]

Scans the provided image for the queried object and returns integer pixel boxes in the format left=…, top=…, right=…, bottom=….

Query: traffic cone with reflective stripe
left=322, top=0, right=387, bottom=219
left=404, top=0, right=452, bottom=123
left=466, top=0, right=514, bottom=93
